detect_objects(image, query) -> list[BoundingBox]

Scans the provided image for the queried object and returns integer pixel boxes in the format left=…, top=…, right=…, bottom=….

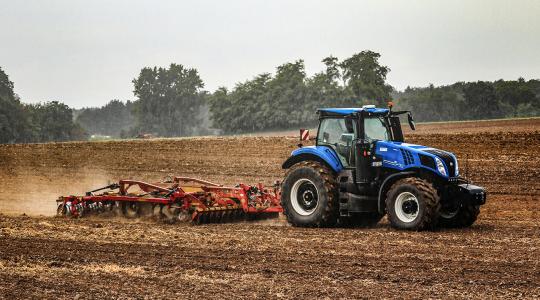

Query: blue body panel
left=289, top=146, right=344, bottom=173
left=287, top=142, right=458, bottom=179
left=374, top=141, right=458, bottom=179
left=318, top=107, right=389, bottom=115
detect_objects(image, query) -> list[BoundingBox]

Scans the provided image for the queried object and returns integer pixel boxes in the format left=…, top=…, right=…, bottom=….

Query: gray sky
left=1, top=0, right=539, bottom=108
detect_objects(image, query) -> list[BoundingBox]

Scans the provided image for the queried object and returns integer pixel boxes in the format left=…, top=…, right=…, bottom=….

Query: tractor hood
left=374, top=141, right=459, bottom=178
left=285, top=141, right=459, bottom=179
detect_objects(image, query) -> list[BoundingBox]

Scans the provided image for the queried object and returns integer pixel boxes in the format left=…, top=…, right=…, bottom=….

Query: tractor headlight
left=435, top=157, right=447, bottom=176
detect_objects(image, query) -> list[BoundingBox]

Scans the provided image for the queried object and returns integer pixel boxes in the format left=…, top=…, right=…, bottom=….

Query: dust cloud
left=0, top=168, right=113, bottom=216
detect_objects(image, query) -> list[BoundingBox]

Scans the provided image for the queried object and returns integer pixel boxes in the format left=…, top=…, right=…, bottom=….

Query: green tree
left=0, top=67, right=32, bottom=143
left=463, top=81, right=503, bottom=119
left=26, top=101, right=87, bottom=142
left=306, top=56, right=354, bottom=109
left=397, top=84, right=464, bottom=122
left=76, top=99, right=135, bottom=137
left=494, top=78, right=538, bottom=117
left=340, top=51, right=392, bottom=106
left=132, top=64, right=205, bottom=137
left=266, top=60, right=309, bottom=128
left=210, top=73, right=272, bottom=133
left=234, top=73, right=272, bottom=132
left=322, top=56, right=341, bottom=83
left=209, top=61, right=315, bottom=134
left=207, top=87, right=232, bottom=132
left=209, top=52, right=393, bottom=133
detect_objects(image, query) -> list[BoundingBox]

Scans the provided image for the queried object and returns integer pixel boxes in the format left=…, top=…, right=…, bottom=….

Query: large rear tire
left=386, top=177, right=440, bottom=231
left=439, top=202, right=480, bottom=228
left=281, top=161, right=339, bottom=227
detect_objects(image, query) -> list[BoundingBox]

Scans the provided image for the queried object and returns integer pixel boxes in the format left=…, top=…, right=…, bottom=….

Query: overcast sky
left=1, top=0, right=539, bottom=108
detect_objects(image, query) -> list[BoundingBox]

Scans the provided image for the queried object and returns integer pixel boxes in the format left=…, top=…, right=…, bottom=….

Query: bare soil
left=0, top=118, right=539, bottom=299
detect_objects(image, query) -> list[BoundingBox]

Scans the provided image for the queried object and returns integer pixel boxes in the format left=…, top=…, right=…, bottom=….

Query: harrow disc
left=208, top=211, right=218, bottom=223
left=102, top=201, right=119, bottom=216
left=200, top=212, right=209, bottom=224
left=221, top=210, right=231, bottom=223
left=193, top=213, right=202, bottom=225
left=121, top=202, right=139, bottom=219
left=178, top=210, right=191, bottom=222
left=152, top=205, right=164, bottom=219
left=192, top=208, right=248, bottom=225
left=162, top=205, right=192, bottom=223
left=161, top=205, right=177, bottom=220
left=138, top=203, right=154, bottom=218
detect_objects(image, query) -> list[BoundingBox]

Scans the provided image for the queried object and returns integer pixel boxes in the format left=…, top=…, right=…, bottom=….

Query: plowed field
left=0, top=118, right=539, bottom=299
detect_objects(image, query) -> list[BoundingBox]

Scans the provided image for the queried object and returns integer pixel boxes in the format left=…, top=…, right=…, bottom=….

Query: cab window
left=317, top=118, right=356, bottom=167
left=364, top=117, right=389, bottom=142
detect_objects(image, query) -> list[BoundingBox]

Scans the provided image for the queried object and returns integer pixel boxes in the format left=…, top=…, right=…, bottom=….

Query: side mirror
left=389, top=116, right=404, bottom=142
left=407, top=113, right=416, bottom=131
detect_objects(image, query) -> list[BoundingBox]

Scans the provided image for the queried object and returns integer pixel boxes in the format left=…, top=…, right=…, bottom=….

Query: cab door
left=316, top=117, right=357, bottom=168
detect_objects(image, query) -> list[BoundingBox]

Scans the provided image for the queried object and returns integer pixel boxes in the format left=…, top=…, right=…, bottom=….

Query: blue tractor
left=281, top=105, right=487, bottom=230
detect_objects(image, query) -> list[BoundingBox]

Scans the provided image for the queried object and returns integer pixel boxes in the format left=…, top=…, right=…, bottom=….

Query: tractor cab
left=317, top=106, right=394, bottom=161
left=315, top=105, right=416, bottom=181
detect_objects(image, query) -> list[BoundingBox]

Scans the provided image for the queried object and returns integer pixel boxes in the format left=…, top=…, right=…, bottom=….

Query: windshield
left=364, top=117, right=389, bottom=141
left=317, top=118, right=356, bottom=167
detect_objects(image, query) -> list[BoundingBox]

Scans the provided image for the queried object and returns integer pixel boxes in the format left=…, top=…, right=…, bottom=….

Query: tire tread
left=281, top=161, right=339, bottom=227
left=386, top=177, right=440, bottom=231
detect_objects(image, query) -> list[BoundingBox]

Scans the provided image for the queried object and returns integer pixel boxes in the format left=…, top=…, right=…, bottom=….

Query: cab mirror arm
left=407, top=113, right=416, bottom=131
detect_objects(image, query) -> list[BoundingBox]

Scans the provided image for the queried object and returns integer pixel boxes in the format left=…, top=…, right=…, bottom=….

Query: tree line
left=395, top=79, right=540, bottom=122
left=75, top=100, right=135, bottom=138
left=209, top=51, right=393, bottom=133
left=208, top=52, right=540, bottom=133
left=0, top=67, right=86, bottom=144
left=1, top=50, right=539, bottom=143
left=76, top=51, right=392, bottom=137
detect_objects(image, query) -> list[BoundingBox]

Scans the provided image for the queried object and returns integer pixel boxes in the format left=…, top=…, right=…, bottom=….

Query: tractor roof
left=317, top=107, right=389, bottom=116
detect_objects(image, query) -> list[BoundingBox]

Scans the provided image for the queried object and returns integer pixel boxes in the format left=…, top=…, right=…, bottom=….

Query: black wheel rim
left=296, top=181, right=318, bottom=212
left=402, top=200, right=418, bottom=215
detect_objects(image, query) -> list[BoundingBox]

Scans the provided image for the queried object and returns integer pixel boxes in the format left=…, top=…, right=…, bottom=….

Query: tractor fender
left=282, top=146, right=343, bottom=173
left=377, top=171, right=416, bottom=214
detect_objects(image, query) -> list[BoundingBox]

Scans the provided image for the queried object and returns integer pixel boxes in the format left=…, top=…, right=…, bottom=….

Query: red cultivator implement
left=56, top=176, right=282, bottom=224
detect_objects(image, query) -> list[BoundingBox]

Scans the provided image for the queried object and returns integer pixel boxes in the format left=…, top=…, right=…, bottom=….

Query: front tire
left=439, top=203, right=480, bottom=228
left=386, top=177, right=440, bottom=231
left=281, top=161, right=339, bottom=227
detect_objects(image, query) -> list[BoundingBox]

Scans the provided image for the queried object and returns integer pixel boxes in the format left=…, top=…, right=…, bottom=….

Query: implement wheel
left=281, top=161, right=339, bottom=227
left=56, top=203, right=66, bottom=216
left=386, top=177, right=440, bottom=231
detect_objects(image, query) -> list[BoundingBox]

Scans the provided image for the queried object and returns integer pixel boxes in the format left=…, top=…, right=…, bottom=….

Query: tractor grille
left=400, top=149, right=415, bottom=166
left=419, top=154, right=436, bottom=169
left=424, top=149, right=456, bottom=177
